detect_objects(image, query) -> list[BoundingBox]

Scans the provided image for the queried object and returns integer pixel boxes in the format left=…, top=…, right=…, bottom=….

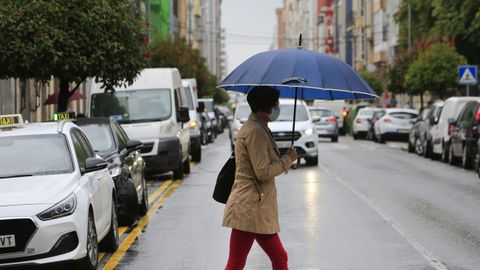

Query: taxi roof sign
left=54, top=112, right=76, bottom=122
left=0, top=114, right=24, bottom=129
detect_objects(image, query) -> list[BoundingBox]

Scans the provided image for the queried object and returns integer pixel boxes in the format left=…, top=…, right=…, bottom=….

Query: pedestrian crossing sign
left=458, top=65, right=477, bottom=85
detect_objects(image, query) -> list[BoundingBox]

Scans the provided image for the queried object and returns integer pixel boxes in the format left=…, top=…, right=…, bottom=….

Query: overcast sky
left=221, top=0, right=283, bottom=76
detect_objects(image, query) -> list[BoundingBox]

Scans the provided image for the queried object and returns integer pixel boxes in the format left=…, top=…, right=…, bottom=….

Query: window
left=71, top=129, right=94, bottom=168
left=112, top=122, right=128, bottom=151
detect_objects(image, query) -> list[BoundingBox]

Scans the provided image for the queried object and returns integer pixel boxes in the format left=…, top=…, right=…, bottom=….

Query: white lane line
left=318, top=163, right=449, bottom=270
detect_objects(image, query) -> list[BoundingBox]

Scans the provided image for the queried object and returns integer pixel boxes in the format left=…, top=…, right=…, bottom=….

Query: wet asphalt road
left=111, top=133, right=480, bottom=270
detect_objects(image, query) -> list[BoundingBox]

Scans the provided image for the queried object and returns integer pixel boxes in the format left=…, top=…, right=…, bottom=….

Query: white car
left=0, top=115, right=118, bottom=269
left=373, top=108, right=418, bottom=143
left=352, top=108, right=383, bottom=139
left=230, top=102, right=251, bottom=150
left=269, top=99, right=318, bottom=166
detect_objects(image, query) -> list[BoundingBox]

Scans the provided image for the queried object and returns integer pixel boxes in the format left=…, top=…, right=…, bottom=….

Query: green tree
left=0, top=0, right=147, bottom=112
left=405, top=44, right=467, bottom=109
left=386, top=50, right=415, bottom=95
left=148, top=37, right=218, bottom=99
left=358, top=70, right=384, bottom=96
left=395, top=0, right=435, bottom=48
left=431, top=0, right=480, bottom=64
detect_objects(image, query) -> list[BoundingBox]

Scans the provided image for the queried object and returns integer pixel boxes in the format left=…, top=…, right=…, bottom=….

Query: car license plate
left=397, top=129, right=410, bottom=133
left=276, top=141, right=291, bottom=149
left=0, top=235, right=16, bottom=248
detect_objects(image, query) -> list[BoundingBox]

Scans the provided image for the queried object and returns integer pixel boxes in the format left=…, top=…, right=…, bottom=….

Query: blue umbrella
left=218, top=36, right=378, bottom=145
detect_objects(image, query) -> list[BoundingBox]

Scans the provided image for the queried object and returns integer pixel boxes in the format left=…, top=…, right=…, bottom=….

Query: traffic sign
left=458, top=65, right=477, bottom=85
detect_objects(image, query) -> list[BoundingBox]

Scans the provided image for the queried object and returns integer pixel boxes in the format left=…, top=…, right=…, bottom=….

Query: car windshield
left=276, top=104, right=309, bottom=121
left=309, top=109, right=332, bottom=117
left=390, top=112, right=418, bottom=119
left=235, top=105, right=251, bottom=120
left=0, top=134, right=73, bottom=178
left=78, top=123, right=115, bottom=153
left=91, top=89, right=171, bottom=123
left=201, top=100, right=214, bottom=112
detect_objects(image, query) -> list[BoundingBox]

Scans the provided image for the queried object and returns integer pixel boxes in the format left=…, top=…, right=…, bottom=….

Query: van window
left=91, top=89, right=171, bottom=123
left=182, top=87, right=195, bottom=110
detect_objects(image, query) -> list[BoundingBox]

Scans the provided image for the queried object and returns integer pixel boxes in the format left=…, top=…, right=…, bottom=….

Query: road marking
left=318, top=163, right=449, bottom=270
left=148, top=180, right=173, bottom=204
left=102, top=179, right=183, bottom=270
left=98, top=180, right=173, bottom=262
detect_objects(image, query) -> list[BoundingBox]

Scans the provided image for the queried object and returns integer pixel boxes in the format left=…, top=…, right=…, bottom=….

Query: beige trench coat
left=222, top=113, right=293, bottom=234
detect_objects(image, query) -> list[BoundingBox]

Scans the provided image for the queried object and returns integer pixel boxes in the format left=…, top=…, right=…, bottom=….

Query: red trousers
left=225, top=229, right=288, bottom=270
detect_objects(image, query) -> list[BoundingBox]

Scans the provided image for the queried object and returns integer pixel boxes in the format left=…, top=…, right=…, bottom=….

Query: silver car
left=309, top=107, right=339, bottom=142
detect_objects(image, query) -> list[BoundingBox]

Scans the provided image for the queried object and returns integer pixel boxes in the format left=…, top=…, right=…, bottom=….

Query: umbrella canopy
left=44, top=91, right=86, bottom=105
left=218, top=47, right=377, bottom=100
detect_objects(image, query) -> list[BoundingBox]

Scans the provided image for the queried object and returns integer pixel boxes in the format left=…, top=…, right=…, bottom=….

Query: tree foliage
left=395, top=0, right=480, bottom=64
left=0, top=0, right=147, bottom=112
left=405, top=44, right=467, bottom=99
left=358, top=70, right=384, bottom=96
left=148, top=37, right=219, bottom=100
left=386, top=50, right=415, bottom=95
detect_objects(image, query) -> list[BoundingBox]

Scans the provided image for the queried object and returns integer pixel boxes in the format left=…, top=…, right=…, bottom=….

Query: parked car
left=182, top=79, right=202, bottom=162
left=89, top=68, right=191, bottom=179
left=408, top=108, right=430, bottom=153
left=347, top=102, right=369, bottom=135
left=430, top=97, right=480, bottom=162
left=230, top=102, right=251, bottom=150
left=366, top=109, right=386, bottom=141
left=374, top=108, right=418, bottom=143
left=76, top=117, right=148, bottom=225
left=308, top=106, right=339, bottom=142
left=200, top=109, right=216, bottom=144
left=448, top=101, right=480, bottom=168
left=198, top=98, right=222, bottom=135
left=0, top=115, right=118, bottom=269
left=408, top=100, right=444, bottom=157
left=269, top=99, right=318, bottom=166
left=312, top=100, right=349, bottom=134
left=352, top=108, right=383, bottom=139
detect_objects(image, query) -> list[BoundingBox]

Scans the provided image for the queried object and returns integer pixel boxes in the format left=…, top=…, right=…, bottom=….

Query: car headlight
left=189, top=120, right=197, bottom=129
left=304, top=128, right=314, bottom=136
left=38, top=194, right=77, bottom=221
left=109, top=166, right=122, bottom=178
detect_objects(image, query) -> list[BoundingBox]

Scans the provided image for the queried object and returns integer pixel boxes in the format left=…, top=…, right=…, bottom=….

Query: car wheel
left=352, top=132, right=358, bottom=140
left=414, top=137, right=424, bottom=156
left=173, top=157, right=184, bottom=179
left=408, top=138, right=415, bottom=153
left=441, top=141, right=450, bottom=163
left=331, top=136, right=338, bottom=143
left=462, top=144, right=473, bottom=169
left=183, top=155, right=191, bottom=174
left=139, top=175, right=149, bottom=216
left=74, top=210, right=98, bottom=270
left=305, top=156, right=318, bottom=166
left=100, top=197, right=119, bottom=252
left=119, top=180, right=138, bottom=226
left=423, top=139, right=431, bottom=158
left=448, top=143, right=459, bottom=165
left=191, top=143, right=201, bottom=162
left=378, top=133, right=385, bottom=144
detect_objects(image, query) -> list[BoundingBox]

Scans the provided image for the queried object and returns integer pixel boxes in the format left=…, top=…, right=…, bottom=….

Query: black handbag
left=212, top=152, right=236, bottom=204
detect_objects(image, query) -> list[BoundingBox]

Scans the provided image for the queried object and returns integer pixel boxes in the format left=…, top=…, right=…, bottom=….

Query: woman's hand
left=286, top=147, right=297, bottom=162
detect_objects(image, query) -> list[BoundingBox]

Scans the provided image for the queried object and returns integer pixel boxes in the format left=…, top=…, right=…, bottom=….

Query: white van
left=89, top=68, right=191, bottom=179
left=431, top=96, right=480, bottom=161
left=181, top=79, right=202, bottom=162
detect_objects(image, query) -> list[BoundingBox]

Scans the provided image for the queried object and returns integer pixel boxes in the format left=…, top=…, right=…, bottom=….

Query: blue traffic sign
left=458, top=65, right=477, bottom=85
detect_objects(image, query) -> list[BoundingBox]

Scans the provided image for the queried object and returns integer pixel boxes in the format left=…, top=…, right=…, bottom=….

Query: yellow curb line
left=98, top=180, right=173, bottom=262
left=102, top=179, right=182, bottom=270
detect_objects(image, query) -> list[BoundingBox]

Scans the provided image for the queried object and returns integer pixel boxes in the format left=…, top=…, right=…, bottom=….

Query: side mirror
left=197, top=102, right=205, bottom=113
left=126, top=139, right=143, bottom=151
left=177, top=107, right=190, bottom=123
left=82, top=157, right=108, bottom=175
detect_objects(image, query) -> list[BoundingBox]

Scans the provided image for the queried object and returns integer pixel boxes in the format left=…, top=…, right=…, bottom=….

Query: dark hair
left=247, top=86, right=280, bottom=113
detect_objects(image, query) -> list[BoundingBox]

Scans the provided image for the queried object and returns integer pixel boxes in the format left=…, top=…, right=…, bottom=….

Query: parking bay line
left=318, top=163, right=449, bottom=270
left=102, top=179, right=183, bottom=270
left=98, top=180, right=173, bottom=262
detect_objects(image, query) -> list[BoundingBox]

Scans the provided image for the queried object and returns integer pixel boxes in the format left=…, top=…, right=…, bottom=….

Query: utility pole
left=407, top=1, right=413, bottom=108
